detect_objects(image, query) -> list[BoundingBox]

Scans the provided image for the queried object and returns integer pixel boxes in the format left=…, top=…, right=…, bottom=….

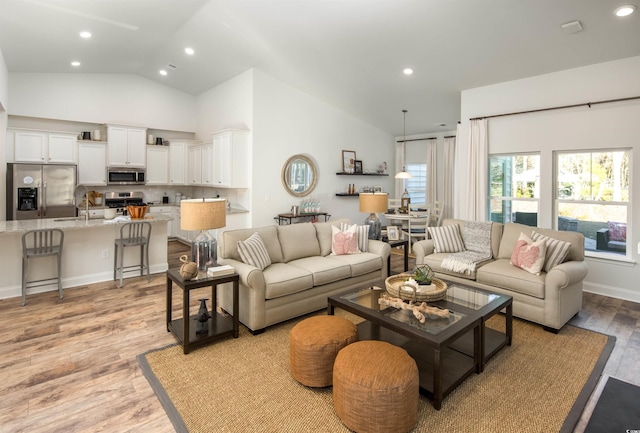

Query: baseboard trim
left=583, top=281, right=640, bottom=303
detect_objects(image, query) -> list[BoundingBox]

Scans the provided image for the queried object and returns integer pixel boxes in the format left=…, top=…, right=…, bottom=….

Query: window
left=488, top=154, right=540, bottom=225
left=406, top=163, right=426, bottom=204
left=555, top=150, right=630, bottom=256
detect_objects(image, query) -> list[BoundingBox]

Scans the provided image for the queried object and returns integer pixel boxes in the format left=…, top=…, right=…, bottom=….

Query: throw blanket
left=441, top=221, right=493, bottom=275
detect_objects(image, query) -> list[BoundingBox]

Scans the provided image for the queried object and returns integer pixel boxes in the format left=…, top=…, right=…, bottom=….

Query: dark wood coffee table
left=327, top=281, right=512, bottom=409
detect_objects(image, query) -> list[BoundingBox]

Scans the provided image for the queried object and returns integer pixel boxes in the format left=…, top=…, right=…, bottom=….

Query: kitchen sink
left=53, top=216, right=102, bottom=222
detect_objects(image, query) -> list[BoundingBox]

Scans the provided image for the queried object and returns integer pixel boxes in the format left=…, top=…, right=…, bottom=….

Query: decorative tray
left=384, top=274, right=448, bottom=302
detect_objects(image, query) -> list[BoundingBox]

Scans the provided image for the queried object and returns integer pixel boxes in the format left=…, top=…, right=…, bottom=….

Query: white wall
left=8, top=73, right=197, bottom=132
left=0, top=49, right=8, bottom=221
left=252, top=69, right=394, bottom=228
left=459, top=55, right=640, bottom=302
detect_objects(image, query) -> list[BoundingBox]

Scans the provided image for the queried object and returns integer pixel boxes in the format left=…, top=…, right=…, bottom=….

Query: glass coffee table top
left=338, top=283, right=504, bottom=336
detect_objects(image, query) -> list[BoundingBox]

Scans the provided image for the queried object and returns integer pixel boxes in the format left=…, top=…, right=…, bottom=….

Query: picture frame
left=387, top=226, right=400, bottom=241
left=342, top=150, right=356, bottom=174
left=354, top=160, right=363, bottom=174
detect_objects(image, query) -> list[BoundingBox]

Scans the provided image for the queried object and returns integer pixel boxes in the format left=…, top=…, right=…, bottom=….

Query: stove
left=104, top=191, right=145, bottom=213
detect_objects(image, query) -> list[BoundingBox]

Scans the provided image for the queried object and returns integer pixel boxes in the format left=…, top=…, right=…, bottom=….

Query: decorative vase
left=196, top=298, right=211, bottom=334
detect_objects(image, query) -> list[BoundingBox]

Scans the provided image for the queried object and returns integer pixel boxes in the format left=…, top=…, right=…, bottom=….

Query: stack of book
left=206, top=265, right=235, bottom=278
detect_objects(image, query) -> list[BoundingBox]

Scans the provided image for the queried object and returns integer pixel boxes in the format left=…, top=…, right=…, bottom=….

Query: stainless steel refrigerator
left=6, top=163, right=77, bottom=220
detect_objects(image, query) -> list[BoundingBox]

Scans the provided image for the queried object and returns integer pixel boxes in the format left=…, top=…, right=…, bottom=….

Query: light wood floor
left=0, top=241, right=638, bottom=432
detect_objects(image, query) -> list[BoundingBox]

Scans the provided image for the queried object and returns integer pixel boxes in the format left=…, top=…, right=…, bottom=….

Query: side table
left=383, top=238, right=409, bottom=276
left=166, top=268, right=239, bottom=354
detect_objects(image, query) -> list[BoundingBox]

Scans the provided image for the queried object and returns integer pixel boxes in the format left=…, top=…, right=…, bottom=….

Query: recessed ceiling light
left=71, top=61, right=81, bottom=67
left=403, top=68, right=414, bottom=75
left=435, top=123, right=447, bottom=127
left=614, top=5, right=636, bottom=16
left=159, top=69, right=168, bottom=76
left=79, top=31, right=92, bottom=38
left=184, top=47, right=195, bottom=55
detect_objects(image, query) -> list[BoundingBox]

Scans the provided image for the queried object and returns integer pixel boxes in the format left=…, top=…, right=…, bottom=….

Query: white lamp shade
left=180, top=198, right=226, bottom=230
left=359, top=193, right=388, bottom=213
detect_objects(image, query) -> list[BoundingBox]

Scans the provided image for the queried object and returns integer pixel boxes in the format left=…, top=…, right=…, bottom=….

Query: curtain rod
left=396, top=137, right=437, bottom=143
left=469, top=95, right=640, bottom=121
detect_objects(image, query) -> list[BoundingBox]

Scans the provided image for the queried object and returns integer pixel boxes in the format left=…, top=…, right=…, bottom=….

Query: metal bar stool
left=114, top=221, right=152, bottom=287
left=22, top=228, right=64, bottom=306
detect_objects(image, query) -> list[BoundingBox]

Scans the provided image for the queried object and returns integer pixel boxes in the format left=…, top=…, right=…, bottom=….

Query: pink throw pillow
left=331, top=225, right=359, bottom=255
left=608, top=221, right=627, bottom=242
left=510, top=233, right=547, bottom=275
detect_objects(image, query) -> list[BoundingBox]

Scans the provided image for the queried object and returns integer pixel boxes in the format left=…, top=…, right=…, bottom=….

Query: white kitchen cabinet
left=169, top=142, right=188, bottom=185
left=187, top=144, right=202, bottom=185
left=146, top=146, right=170, bottom=184
left=107, top=125, right=146, bottom=167
left=200, top=142, right=214, bottom=186
left=211, top=129, right=249, bottom=188
left=78, top=142, right=107, bottom=185
left=173, top=206, right=189, bottom=241
left=13, top=131, right=77, bottom=164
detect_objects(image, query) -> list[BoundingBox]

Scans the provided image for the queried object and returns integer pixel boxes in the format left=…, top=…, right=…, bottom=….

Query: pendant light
left=395, top=109, right=413, bottom=179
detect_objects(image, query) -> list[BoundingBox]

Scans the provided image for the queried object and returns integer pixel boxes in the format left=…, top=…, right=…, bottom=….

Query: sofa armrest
left=368, top=239, right=391, bottom=276
left=546, top=260, right=589, bottom=289
left=218, top=258, right=266, bottom=292
left=413, top=239, right=435, bottom=264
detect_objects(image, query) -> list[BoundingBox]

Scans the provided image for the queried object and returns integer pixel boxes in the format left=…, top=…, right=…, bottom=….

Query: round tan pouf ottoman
left=333, top=340, right=419, bottom=433
left=289, top=315, right=358, bottom=387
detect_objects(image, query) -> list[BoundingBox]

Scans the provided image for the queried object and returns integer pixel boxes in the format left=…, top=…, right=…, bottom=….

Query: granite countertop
left=0, top=214, right=173, bottom=235
left=80, top=203, right=249, bottom=214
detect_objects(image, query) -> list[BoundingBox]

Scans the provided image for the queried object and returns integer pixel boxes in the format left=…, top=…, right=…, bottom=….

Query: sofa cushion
left=331, top=225, right=360, bottom=255
left=427, top=225, right=465, bottom=253
left=477, top=259, right=545, bottom=299
left=531, top=231, right=571, bottom=272
left=289, top=256, right=352, bottom=286
left=608, top=221, right=627, bottom=242
left=277, top=223, right=321, bottom=262
left=498, top=223, right=585, bottom=262
left=326, top=253, right=382, bottom=277
left=264, top=263, right=314, bottom=300
left=237, top=232, right=271, bottom=270
left=221, top=225, right=284, bottom=264
left=510, top=233, right=546, bottom=275
left=315, top=219, right=350, bottom=256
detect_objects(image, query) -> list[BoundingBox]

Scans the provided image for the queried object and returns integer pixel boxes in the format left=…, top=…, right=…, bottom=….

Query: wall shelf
left=335, top=193, right=360, bottom=197
left=336, top=172, right=389, bottom=176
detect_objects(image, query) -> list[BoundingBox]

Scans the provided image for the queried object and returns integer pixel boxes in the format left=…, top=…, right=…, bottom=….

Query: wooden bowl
left=385, top=274, right=448, bottom=302
left=127, top=205, right=148, bottom=220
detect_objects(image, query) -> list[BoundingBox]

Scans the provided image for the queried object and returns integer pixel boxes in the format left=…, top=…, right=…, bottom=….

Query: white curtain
left=395, top=140, right=405, bottom=199
left=464, top=119, right=488, bottom=220
left=426, top=138, right=437, bottom=205
left=443, top=132, right=456, bottom=220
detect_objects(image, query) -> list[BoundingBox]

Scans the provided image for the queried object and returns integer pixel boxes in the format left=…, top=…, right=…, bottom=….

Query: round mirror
left=281, top=154, right=317, bottom=197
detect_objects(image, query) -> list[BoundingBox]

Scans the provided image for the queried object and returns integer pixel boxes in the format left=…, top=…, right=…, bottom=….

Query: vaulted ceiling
left=1, top=0, right=639, bottom=135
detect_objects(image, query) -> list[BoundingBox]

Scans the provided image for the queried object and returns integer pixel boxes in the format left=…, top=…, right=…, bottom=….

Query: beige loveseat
left=413, top=219, right=588, bottom=332
left=218, top=219, right=391, bottom=334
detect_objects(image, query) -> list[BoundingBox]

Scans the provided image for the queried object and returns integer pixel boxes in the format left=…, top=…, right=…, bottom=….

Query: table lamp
left=359, top=192, right=388, bottom=240
left=180, top=198, right=226, bottom=271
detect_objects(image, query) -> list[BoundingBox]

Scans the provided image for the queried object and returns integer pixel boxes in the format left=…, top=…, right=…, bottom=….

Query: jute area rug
left=138, top=311, right=613, bottom=433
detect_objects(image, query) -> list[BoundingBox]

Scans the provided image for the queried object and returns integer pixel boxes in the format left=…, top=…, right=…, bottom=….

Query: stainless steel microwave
left=107, top=168, right=146, bottom=185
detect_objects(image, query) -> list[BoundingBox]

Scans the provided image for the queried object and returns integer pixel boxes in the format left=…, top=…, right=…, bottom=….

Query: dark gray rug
left=583, top=376, right=640, bottom=433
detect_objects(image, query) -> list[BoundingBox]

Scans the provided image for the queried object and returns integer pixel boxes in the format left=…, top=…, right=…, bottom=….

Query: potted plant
left=412, top=265, right=434, bottom=286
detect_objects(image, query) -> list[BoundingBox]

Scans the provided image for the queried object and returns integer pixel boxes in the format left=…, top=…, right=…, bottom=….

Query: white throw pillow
left=428, top=225, right=465, bottom=253
left=531, top=231, right=571, bottom=272
left=510, top=232, right=547, bottom=275
left=237, top=232, right=271, bottom=270
left=331, top=225, right=360, bottom=255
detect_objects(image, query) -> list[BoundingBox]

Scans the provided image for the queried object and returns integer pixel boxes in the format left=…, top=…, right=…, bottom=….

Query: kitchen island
left=0, top=213, right=173, bottom=301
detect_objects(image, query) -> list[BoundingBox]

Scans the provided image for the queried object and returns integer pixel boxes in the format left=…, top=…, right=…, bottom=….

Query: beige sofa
left=413, top=219, right=588, bottom=332
left=218, top=219, right=391, bottom=334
